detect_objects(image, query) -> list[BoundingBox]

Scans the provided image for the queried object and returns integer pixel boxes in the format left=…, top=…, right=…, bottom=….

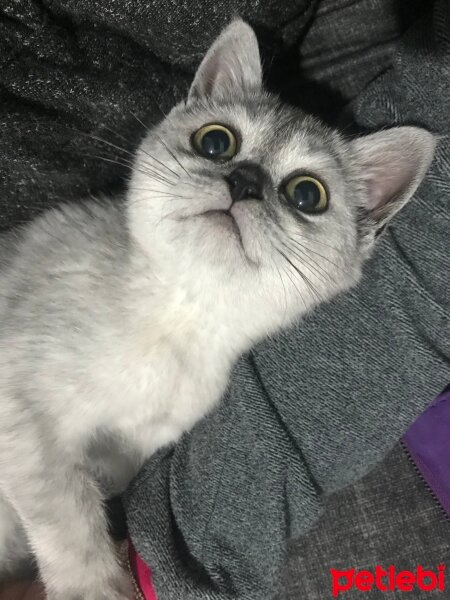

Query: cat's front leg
left=3, top=459, right=132, bottom=600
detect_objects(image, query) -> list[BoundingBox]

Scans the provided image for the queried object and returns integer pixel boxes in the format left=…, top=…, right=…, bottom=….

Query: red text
left=330, top=565, right=445, bottom=597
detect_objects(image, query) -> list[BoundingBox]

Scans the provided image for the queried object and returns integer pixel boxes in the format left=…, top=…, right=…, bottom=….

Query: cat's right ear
left=187, top=19, right=262, bottom=103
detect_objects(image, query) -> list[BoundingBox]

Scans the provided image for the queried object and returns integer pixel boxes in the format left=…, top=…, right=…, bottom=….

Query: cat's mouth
left=202, top=209, right=243, bottom=244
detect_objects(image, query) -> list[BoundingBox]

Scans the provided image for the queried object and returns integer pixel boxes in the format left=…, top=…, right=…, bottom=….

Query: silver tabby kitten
left=0, top=19, right=435, bottom=600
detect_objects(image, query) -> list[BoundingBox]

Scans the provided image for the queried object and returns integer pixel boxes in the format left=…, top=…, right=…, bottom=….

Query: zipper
left=401, top=440, right=450, bottom=523
left=127, top=552, right=146, bottom=600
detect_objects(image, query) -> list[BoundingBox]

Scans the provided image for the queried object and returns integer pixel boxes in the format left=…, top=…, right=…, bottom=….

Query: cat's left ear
left=188, top=19, right=262, bottom=103
left=353, top=126, right=436, bottom=241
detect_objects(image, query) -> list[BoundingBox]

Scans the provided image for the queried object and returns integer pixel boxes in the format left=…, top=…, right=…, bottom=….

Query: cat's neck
left=124, top=244, right=282, bottom=364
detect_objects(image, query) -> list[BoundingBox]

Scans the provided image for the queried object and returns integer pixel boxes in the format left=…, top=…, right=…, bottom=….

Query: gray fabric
left=280, top=444, right=450, bottom=599
left=279, top=0, right=424, bottom=121
left=125, top=1, right=450, bottom=598
left=0, top=0, right=187, bottom=228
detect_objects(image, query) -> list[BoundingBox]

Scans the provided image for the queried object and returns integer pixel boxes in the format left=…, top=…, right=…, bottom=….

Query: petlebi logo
left=330, top=565, right=446, bottom=597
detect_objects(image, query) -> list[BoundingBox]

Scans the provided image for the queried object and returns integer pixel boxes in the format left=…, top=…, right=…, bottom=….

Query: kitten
left=0, top=19, right=435, bottom=600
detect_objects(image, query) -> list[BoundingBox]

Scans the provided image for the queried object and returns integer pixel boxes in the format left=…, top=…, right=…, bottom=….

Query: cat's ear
left=188, top=19, right=262, bottom=103
left=353, top=126, right=436, bottom=241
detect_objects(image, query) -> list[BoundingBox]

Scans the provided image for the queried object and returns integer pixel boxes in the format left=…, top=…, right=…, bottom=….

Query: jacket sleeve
left=124, top=1, right=450, bottom=598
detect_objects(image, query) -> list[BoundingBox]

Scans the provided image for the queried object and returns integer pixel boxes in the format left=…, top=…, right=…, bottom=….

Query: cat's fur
left=0, top=20, right=435, bottom=600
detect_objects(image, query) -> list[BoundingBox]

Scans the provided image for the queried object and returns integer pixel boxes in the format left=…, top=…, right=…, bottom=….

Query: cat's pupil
left=201, top=130, right=230, bottom=156
left=293, top=181, right=321, bottom=210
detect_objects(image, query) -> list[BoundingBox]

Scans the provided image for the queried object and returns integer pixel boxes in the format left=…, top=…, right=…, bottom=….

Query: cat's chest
left=90, top=324, right=232, bottom=457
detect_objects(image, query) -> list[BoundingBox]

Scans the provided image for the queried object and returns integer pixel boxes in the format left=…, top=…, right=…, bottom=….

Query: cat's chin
left=197, top=209, right=247, bottom=255
left=202, top=209, right=241, bottom=237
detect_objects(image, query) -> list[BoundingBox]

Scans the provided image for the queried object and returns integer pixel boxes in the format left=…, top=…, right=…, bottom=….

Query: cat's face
left=128, top=20, right=435, bottom=337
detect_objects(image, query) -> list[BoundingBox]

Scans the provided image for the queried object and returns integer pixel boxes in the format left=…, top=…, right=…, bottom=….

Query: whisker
left=126, top=193, right=194, bottom=211
left=86, top=112, right=193, bottom=185
left=138, top=161, right=179, bottom=186
left=287, top=240, right=339, bottom=285
left=139, top=150, right=180, bottom=180
left=280, top=241, right=330, bottom=285
left=127, top=193, right=193, bottom=203
left=83, top=132, right=181, bottom=181
left=118, top=112, right=196, bottom=187
left=287, top=229, right=340, bottom=252
left=276, top=255, right=308, bottom=311
left=98, top=124, right=137, bottom=148
left=130, top=111, right=150, bottom=130
left=79, top=132, right=137, bottom=160
left=153, top=132, right=194, bottom=181
left=153, top=206, right=193, bottom=227
left=270, top=254, right=289, bottom=317
left=128, top=188, right=186, bottom=196
left=276, top=246, right=323, bottom=305
left=291, top=235, right=343, bottom=271
left=85, top=155, right=177, bottom=187
left=91, top=150, right=176, bottom=187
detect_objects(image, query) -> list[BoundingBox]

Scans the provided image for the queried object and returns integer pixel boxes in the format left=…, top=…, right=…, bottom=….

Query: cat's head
left=128, top=20, right=435, bottom=340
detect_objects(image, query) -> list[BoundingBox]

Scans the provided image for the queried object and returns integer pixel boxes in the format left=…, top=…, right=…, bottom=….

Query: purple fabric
left=403, top=387, right=450, bottom=517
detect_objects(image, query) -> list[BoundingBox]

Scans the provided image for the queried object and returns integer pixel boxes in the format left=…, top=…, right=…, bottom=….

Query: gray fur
left=0, top=20, right=435, bottom=599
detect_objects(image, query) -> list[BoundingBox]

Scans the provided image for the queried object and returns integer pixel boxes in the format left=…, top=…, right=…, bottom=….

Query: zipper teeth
left=401, top=440, right=450, bottom=522
left=127, top=554, right=146, bottom=600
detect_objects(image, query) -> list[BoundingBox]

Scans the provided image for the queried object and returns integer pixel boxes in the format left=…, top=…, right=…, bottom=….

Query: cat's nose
left=225, top=162, right=265, bottom=202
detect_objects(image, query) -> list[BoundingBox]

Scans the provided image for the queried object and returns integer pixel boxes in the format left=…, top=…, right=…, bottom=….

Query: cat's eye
left=284, top=175, right=328, bottom=214
left=192, top=124, right=237, bottom=160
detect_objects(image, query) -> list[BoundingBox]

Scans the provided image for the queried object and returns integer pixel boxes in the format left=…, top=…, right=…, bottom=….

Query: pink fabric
left=128, top=538, right=158, bottom=600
